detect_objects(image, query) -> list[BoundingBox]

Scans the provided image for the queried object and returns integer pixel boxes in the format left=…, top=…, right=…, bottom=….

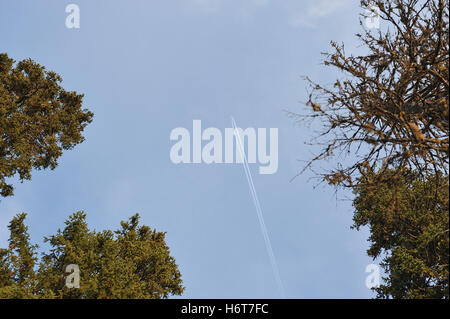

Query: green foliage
left=293, top=0, right=449, bottom=299
left=0, top=212, right=184, bottom=299
left=0, top=213, right=38, bottom=298
left=353, top=170, right=449, bottom=298
left=0, top=53, right=93, bottom=197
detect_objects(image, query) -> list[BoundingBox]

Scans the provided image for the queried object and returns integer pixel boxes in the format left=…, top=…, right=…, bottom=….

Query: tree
left=291, top=0, right=448, bottom=187
left=0, top=53, right=93, bottom=197
left=353, top=170, right=449, bottom=298
left=291, top=0, right=449, bottom=298
left=0, top=212, right=184, bottom=299
left=0, top=213, right=38, bottom=298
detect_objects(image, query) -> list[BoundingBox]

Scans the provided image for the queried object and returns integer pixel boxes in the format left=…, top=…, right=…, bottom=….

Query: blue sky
left=1, top=0, right=377, bottom=298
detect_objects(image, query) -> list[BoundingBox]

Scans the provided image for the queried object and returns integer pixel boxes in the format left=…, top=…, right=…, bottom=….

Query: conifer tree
left=295, top=0, right=449, bottom=298
left=0, top=53, right=93, bottom=197
left=0, top=212, right=184, bottom=299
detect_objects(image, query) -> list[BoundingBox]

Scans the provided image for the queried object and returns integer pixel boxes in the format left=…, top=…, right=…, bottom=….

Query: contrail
left=231, top=117, right=285, bottom=298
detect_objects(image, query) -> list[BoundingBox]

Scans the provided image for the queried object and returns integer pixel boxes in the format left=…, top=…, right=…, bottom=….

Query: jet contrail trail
left=231, top=117, right=285, bottom=298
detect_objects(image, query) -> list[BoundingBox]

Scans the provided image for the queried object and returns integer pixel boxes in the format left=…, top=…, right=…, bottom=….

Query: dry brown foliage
left=290, top=0, right=449, bottom=187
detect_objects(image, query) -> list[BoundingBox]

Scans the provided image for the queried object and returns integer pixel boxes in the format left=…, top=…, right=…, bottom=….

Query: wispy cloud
left=307, top=0, right=350, bottom=18
left=186, top=0, right=351, bottom=29
left=251, top=0, right=269, bottom=7
left=188, top=0, right=221, bottom=13
left=289, top=0, right=352, bottom=28
left=187, top=0, right=269, bottom=14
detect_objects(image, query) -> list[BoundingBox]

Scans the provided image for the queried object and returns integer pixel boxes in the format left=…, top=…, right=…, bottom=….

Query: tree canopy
left=294, top=0, right=449, bottom=298
left=353, top=170, right=449, bottom=298
left=291, top=0, right=448, bottom=187
left=0, top=53, right=93, bottom=197
left=0, top=212, right=184, bottom=299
